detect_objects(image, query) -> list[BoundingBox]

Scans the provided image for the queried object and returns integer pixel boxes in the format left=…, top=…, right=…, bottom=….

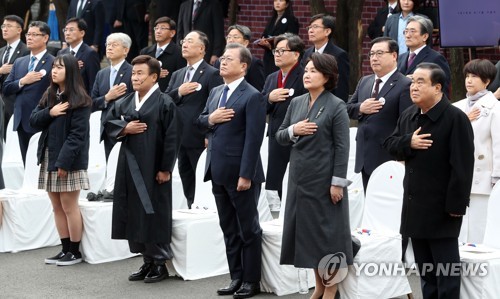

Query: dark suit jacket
left=91, top=61, right=133, bottom=141
left=367, top=5, right=400, bottom=39
left=214, top=56, right=265, bottom=92
left=347, top=71, right=413, bottom=175
left=0, top=41, right=29, bottom=119
left=59, top=43, right=100, bottom=94
left=397, top=46, right=451, bottom=96
left=3, top=52, right=55, bottom=133
left=67, top=0, right=105, bottom=48
left=177, top=0, right=225, bottom=62
left=166, top=60, right=223, bottom=148
left=197, top=79, right=266, bottom=185
left=140, top=43, right=186, bottom=91
left=301, top=41, right=350, bottom=102
left=116, top=0, right=150, bottom=22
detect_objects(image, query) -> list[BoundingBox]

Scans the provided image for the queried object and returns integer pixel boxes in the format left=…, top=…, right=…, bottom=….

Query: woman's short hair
left=307, top=53, right=338, bottom=91
left=463, top=59, right=497, bottom=86
left=106, top=33, right=132, bottom=49
left=131, top=55, right=161, bottom=80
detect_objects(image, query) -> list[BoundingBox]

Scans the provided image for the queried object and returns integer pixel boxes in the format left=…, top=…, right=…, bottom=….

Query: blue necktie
left=28, top=56, right=36, bottom=72
left=109, top=67, right=117, bottom=88
left=219, top=85, right=229, bottom=108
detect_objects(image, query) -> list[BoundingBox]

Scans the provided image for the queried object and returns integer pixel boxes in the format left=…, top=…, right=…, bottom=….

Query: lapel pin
left=288, top=88, right=295, bottom=96
left=200, top=70, right=204, bottom=74
left=41, top=60, right=45, bottom=64
left=378, top=97, right=386, bottom=105
left=120, top=74, right=123, bottom=77
left=195, top=83, right=202, bottom=91
left=281, top=18, right=288, bottom=24
left=39, top=69, right=47, bottom=77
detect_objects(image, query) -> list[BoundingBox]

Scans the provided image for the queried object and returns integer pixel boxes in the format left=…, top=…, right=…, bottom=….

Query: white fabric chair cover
left=103, top=142, right=121, bottom=191
left=0, top=133, right=59, bottom=252
left=171, top=160, right=188, bottom=210
left=191, top=149, right=216, bottom=210
left=460, top=184, right=500, bottom=298
left=1, top=117, right=24, bottom=189
left=347, top=127, right=357, bottom=180
left=257, top=131, right=272, bottom=222
left=80, top=111, right=106, bottom=198
left=348, top=172, right=364, bottom=230
left=339, top=161, right=411, bottom=299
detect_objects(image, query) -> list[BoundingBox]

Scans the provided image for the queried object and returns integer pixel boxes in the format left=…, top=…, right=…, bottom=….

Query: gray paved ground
left=0, top=244, right=423, bottom=299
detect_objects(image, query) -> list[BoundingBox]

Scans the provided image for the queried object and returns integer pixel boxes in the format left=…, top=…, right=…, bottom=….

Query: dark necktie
left=184, top=66, right=194, bottom=83
left=371, top=78, right=382, bottom=98
left=28, top=56, right=37, bottom=72
left=3, top=45, right=11, bottom=64
left=192, top=0, right=200, bottom=24
left=218, top=85, right=230, bottom=108
left=407, top=52, right=416, bottom=69
left=389, top=6, right=394, bottom=14
left=70, top=50, right=76, bottom=56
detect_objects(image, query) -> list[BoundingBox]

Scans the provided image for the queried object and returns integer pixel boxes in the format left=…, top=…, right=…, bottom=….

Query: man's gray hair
left=407, top=15, right=433, bottom=46
left=106, top=33, right=132, bottom=49
left=225, top=43, right=252, bottom=66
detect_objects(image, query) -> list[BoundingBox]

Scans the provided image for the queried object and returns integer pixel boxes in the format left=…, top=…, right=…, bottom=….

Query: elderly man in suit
left=177, top=0, right=225, bottom=65
left=140, top=16, right=185, bottom=91
left=384, top=62, right=474, bottom=299
left=214, top=24, right=265, bottom=91
left=3, top=21, right=54, bottom=165
left=347, top=37, right=413, bottom=191
left=301, top=14, right=350, bottom=102
left=197, top=43, right=266, bottom=298
left=166, top=30, right=223, bottom=208
left=1, top=15, right=29, bottom=138
left=67, top=0, right=104, bottom=54
left=91, top=33, right=133, bottom=159
left=398, top=15, right=451, bottom=96
left=262, top=33, right=307, bottom=211
left=58, top=18, right=100, bottom=94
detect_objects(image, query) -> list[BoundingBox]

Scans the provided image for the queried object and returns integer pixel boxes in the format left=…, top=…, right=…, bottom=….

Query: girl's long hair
left=39, top=54, right=92, bottom=109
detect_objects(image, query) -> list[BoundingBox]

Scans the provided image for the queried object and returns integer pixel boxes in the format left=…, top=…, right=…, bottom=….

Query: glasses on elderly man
left=272, top=48, right=293, bottom=56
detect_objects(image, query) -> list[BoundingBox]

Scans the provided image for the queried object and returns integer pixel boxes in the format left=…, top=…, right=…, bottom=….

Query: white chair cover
left=460, top=184, right=500, bottom=298
left=171, top=160, right=188, bottom=210
left=257, top=131, right=273, bottom=222
left=80, top=111, right=106, bottom=198
left=1, top=117, right=24, bottom=189
left=348, top=172, right=364, bottom=230
left=347, top=127, right=357, bottom=180
left=103, top=142, right=121, bottom=191
left=339, top=161, right=411, bottom=299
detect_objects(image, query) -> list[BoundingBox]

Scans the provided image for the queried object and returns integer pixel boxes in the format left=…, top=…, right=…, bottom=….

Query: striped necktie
left=3, top=46, right=11, bottom=64
left=28, top=56, right=37, bottom=72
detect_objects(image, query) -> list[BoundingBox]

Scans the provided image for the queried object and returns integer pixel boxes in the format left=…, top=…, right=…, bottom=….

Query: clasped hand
left=359, top=98, right=383, bottom=115
left=209, top=107, right=235, bottom=124
left=293, top=118, right=318, bottom=136
left=268, top=88, right=290, bottom=103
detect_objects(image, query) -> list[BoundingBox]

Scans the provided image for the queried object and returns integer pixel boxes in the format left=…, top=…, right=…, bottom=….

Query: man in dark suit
left=384, top=63, right=474, bottom=299
left=367, top=0, right=399, bottom=39
left=262, top=33, right=306, bottom=211
left=301, top=14, right=350, bottom=102
left=3, top=21, right=54, bottom=165
left=91, top=33, right=133, bottom=159
left=398, top=15, right=451, bottom=96
left=347, top=37, right=413, bottom=191
left=166, top=30, right=223, bottom=208
left=150, top=0, right=182, bottom=24
left=115, top=0, right=150, bottom=62
left=67, top=0, right=104, bottom=54
left=197, top=43, right=265, bottom=299
left=213, top=24, right=265, bottom=92
left=177, top=0, right=225, bottom=65
left=58, top=18, right=100, bottom=95
left=0, top=15, right=29, bottom=138
left=140, top=16, right=185, bottom=91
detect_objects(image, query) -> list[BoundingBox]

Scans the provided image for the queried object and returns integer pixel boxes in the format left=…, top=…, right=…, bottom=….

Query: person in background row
left=58, top=17, right=100, bottom=95
left=367, top=0, right=400, bottom=39
left=214, top=24, right=265, bottom=92
left=30, top=54, right=92, bottom=266
left=115, top=0, right=150, bottom=62
left=262, top=33, right=306, bottom=211
left=140, top=16, right=185, bottom=91
left=177, top=0, right=225, bottom=65
left=384, top=63, right=474, bottom=299
left=453, top=59, right=500, bottom=244
left=301, top=14, right=350, bottom=102
left=260, top=0, right=299, bottom=76
left=276, top=53, right=352, bottom=299
left=384, top=0, right=422, bottom=55
left=197, top=43, right=266, bottom=298
left=0, top=15, right=29, bottom=139
left=91, top=33, right=133, bottom=160
left=166, top=30, right=223, bottom=209
left=67, top=0, right=104, bottom=55
left=347, top=37, right=412, bottom=192
left=3, top=21, right=55, bottom=166
left=397, top=15, right=451, bottom=97
left=106, top=55, right=181, bottom=284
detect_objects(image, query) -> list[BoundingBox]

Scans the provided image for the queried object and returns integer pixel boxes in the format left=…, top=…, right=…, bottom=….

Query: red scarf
left=277, top=61, right=299, bottom=88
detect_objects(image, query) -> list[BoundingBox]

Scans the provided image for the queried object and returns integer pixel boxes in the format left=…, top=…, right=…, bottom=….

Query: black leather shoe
left=217, top=279, right=242, bottom=295
left=128, top=263, right=152, bottom=281
left=233, top=282, right=260, bottom=299
left=144, top=264, right=169, bottom=283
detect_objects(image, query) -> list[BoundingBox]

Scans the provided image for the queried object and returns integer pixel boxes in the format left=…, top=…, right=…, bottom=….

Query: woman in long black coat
left=276, top=53, right=352, bottom=299
left=259, top=0, right=299, bottom=76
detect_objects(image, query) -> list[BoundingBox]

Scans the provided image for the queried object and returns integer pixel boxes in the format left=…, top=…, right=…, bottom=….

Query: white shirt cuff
left=288, top=125, right=299, bottom=143
left=331, top=176, right=352, bottom=188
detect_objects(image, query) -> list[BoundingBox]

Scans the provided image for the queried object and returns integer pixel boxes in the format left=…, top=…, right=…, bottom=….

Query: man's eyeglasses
left=1, top=24, right=21, bottom=29
left=306, top=24, right=326, bottom=31
left=62, top=28, right=79, bottom=33
left=105, top=42, right=123, bottom=48
left=218, top=56, right=237, bottom=63
left=403, top=29, right=419, bottom=35
left=25, top=33, right=46, bottom=38
left=154, top=26, right=172, bottom=31
left=368, top=50, right=392, bottom=58
left=272, top=49, right=293, bottom=56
